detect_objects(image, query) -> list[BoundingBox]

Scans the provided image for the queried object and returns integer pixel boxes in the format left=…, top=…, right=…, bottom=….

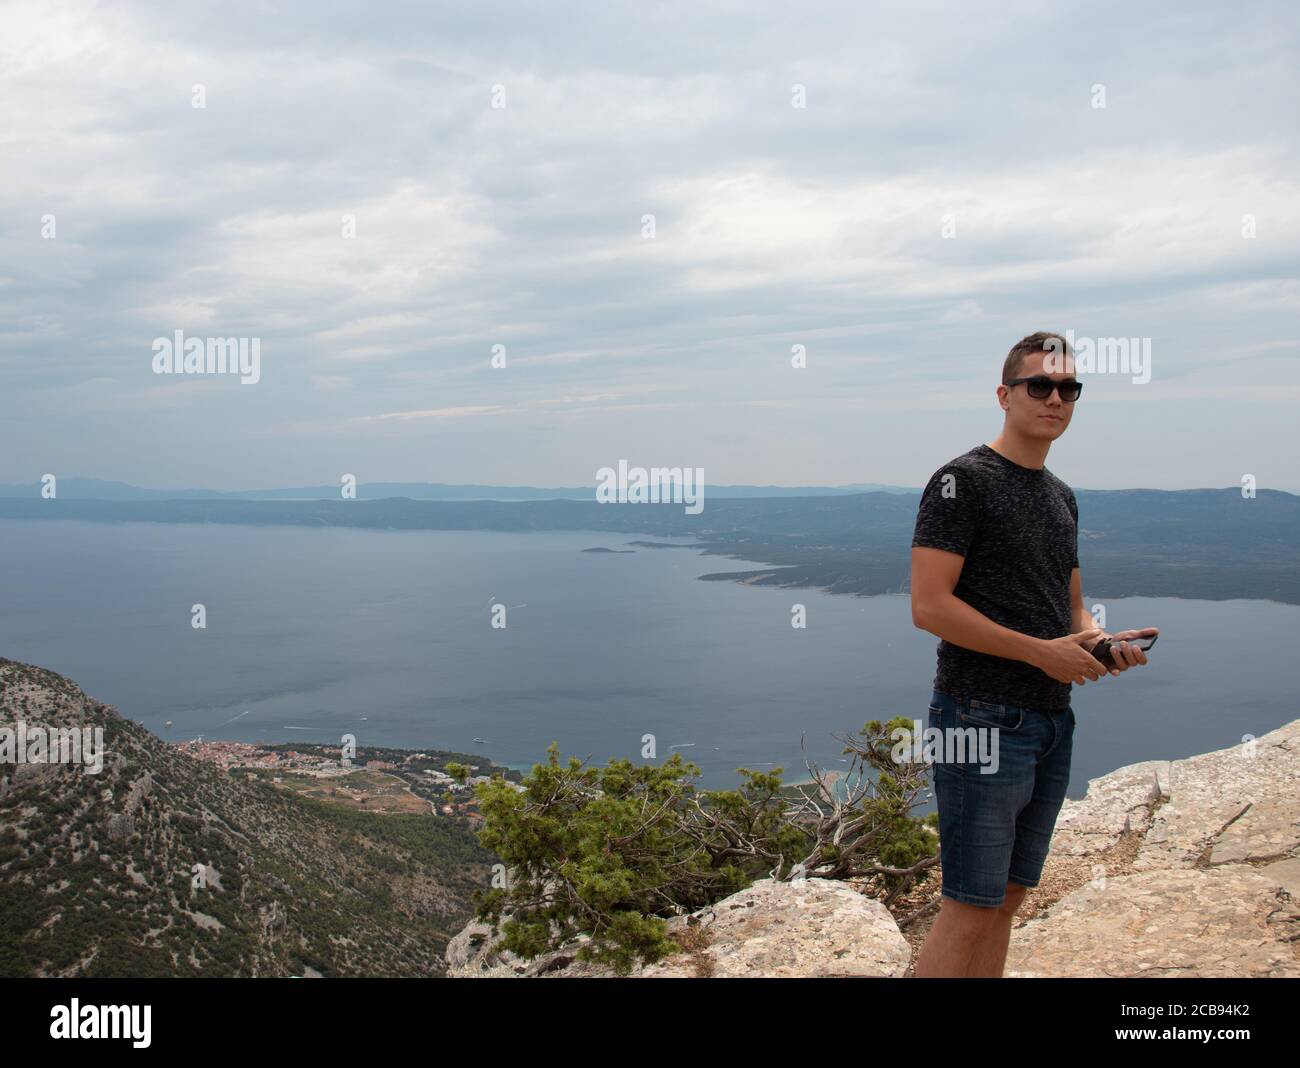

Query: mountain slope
left=0, top=658, right=497, bottom=977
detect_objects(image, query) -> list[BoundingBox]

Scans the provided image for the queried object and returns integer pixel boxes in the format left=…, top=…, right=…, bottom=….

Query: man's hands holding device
left=1030, top=627, right=1159, bottom=685
left=1091, top=629, right=1158, bottom=673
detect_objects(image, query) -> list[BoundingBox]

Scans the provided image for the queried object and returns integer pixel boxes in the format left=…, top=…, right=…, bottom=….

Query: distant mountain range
left=0, top=477, right=916, bottom=501
left=2, top=486, right=1297, bottom=604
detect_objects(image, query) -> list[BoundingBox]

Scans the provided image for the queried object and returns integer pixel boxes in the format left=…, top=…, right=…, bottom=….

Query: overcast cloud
left=2, top=0, right=1298, bottom=491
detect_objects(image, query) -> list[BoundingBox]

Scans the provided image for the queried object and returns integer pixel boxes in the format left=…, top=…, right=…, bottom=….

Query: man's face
left=998, top=351, right=1076, bottom=440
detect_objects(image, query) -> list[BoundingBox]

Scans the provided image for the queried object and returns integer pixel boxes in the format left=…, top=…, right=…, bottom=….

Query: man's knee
left=999, top=882, right=1028, bottom=915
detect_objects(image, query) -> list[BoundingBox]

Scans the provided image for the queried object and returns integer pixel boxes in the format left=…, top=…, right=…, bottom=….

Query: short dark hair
left=1002, top=332, right=1072, bottom=383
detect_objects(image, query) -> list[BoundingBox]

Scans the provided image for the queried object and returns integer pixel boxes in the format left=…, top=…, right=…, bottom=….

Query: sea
left=2, top=518, right=1297, bottom=808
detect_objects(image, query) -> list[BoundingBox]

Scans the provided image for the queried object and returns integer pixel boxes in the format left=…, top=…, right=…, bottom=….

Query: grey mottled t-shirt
left=911, top=444, right=1079, bottom=709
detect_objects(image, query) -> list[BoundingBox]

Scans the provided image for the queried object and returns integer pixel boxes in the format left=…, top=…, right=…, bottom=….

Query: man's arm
left=911, top=547, right=1048, bottom=662
left=911, top=547, right=1105, bottom=685
left=1070, top=567, right=1099, bottom=638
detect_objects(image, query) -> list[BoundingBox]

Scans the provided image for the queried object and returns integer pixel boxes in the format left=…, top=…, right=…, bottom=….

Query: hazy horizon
left=2, top=473, right=1295, bottom=497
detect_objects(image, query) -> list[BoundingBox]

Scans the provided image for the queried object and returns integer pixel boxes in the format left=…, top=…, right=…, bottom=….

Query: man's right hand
left=1031, top=628, right=1107, bottom=685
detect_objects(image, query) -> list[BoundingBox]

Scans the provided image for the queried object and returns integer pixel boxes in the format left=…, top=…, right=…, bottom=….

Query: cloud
left=358, top=404, right=510, bottom=423
left=1, top=0, right=1297, bottom=490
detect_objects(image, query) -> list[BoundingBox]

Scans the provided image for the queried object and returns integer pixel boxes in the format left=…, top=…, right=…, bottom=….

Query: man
left=909, top=331, right=1156, bottom=979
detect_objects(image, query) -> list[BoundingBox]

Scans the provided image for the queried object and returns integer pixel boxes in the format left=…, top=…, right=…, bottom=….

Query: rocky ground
left=447, top=718, right=1300, bottom=978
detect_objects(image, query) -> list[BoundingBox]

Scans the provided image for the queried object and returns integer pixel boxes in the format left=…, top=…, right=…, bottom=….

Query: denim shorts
left=926, top=689, right=1075, bottom=908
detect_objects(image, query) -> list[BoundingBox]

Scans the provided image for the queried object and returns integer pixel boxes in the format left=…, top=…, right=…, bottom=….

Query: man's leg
left=913, top=882, right=1026, bottom=977
left=965, top=881, right=1027, bottom=977
left=913, top=897, right=998, bottom=976
left=916, top=692, right=1047, bottom=978
left=980, top=705, right=1075, bottom=976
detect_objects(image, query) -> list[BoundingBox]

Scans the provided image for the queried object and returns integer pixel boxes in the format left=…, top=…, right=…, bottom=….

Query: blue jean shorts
left=926, top=689, right=1075, bottom=908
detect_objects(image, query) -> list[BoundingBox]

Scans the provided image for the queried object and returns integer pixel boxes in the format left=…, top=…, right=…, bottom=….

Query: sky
left=2, top=0, right=1298, bottom=492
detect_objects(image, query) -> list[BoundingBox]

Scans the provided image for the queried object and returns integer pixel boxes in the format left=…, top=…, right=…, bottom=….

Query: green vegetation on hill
left=449, top=717, right=938, bottom=975
left=0, top=658, right=501, bottom=977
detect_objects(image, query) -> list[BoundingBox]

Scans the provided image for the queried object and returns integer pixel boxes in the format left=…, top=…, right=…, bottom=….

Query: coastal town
left=173, top=739, right=524, bottom=821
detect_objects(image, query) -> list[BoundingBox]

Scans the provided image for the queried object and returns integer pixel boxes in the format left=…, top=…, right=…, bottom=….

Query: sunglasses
left=1005, top=375, right=1083, bottom=402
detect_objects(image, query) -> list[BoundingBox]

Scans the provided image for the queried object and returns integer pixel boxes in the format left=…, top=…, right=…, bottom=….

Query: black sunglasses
left=1005, top=375, right=1083, bottom=402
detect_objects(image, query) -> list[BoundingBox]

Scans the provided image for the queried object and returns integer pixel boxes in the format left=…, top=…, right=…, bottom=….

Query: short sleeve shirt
left=911, top=444, right=1080, bottom=709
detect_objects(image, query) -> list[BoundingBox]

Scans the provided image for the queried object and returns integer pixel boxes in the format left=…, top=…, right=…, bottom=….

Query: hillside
left=0, top=658, right=499, bottom=977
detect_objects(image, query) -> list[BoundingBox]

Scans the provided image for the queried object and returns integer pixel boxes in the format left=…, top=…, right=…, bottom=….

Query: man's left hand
left=1102, top=628, right=1157, bottom=675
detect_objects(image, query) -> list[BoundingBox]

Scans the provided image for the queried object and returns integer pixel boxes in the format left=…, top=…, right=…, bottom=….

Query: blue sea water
left=1, top=519, right=1296, bottom=803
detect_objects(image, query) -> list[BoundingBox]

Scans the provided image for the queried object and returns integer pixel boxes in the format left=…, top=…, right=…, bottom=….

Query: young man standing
left=909, top=331, right=1155, bottom=979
